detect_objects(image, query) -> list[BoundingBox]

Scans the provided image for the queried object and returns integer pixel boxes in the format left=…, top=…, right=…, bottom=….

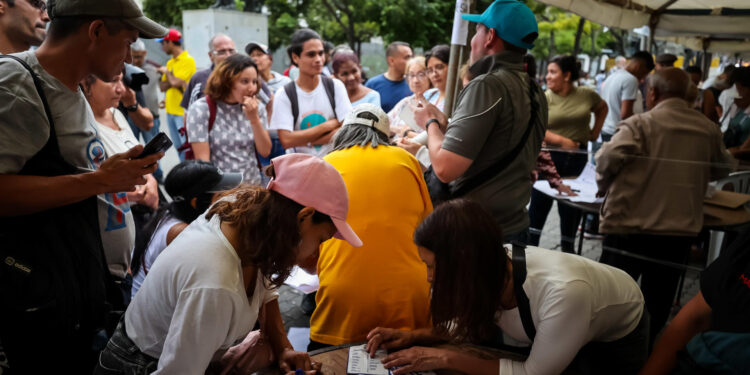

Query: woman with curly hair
left=95, top=154, right=362, bottom=375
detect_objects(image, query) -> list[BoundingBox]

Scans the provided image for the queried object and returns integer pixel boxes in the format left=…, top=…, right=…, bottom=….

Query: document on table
left=347, top=344, right=438, bottom=375
left=348, top=344, right=388, bottom=375
left=533, top=162, right=603, bottom=204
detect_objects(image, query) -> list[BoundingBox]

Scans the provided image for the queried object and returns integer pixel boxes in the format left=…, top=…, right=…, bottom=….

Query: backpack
left=283, top=75, right=337, bottom=129
left=177, top=96, right=218, bottom=160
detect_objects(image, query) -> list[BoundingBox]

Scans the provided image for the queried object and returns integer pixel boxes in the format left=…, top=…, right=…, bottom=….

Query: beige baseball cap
left=343, top=103, right=391, bottom=137
left=47, top=0, right=168, bottom=39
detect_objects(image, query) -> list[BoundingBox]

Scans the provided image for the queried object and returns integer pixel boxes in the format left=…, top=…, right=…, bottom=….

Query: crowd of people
left=0, top=0, right=748, bottom=374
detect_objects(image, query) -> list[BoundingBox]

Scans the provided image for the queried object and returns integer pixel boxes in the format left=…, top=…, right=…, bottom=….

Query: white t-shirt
left=92, top=109, right=139, bottom=278
left=125, top=211, right=279, bottom=374
left=601, top=69, right=639, bottom=135
left=496, top=246, right=644, bottom=375
left=269, top=77, right=352, bottom=156
left=0, top=52, right=134, bottom=279
left=130, top=215, right=182, bottom=299
left=719, top=84, right=740, bottom=132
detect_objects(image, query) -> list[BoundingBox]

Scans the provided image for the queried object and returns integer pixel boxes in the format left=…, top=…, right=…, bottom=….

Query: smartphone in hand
left=135, top=132, right=172, bottom=159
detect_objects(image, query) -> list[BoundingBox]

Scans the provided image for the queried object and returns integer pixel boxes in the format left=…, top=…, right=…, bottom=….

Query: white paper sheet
left=283, top=266, right=319, bottom=294
left=533, top=163, right=603, bottom=204
left=348, top=344, right=388, bottom=375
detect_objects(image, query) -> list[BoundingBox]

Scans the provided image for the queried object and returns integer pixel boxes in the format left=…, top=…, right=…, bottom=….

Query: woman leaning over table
left=94, top=154, right=362, bottom=375
left=527, top=54, right=608, bottom=253
left=367, top=199, right=648, bottom=375
left=186, top=54, right=271, bottom=186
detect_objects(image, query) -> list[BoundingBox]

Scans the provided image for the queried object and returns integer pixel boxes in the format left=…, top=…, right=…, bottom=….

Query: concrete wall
left=182, top=9, right=268, bottom=70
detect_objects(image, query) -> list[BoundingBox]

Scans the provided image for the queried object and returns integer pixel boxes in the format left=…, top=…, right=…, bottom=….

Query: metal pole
left=444, top=0, right=473, bottom=118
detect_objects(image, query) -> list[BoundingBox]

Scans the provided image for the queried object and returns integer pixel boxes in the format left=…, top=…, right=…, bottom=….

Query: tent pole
left=444, top=0, right=474, bottom=118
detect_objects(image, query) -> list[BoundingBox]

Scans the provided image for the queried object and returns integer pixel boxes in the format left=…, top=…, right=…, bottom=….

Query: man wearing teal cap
left=415, top=0, right=547, bottom=242
left=0, top=0, right=166, bottom=372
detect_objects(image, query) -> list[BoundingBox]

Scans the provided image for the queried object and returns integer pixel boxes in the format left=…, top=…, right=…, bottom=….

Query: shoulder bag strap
left=321, top=75, right=337, bottom=119
left=205, top=95, right=218, bottom=132
left=511, top=241, right=537, bottom=341
left=453, top=74, right=539, bottom=197
left=283, top=80, right=299, bottom=128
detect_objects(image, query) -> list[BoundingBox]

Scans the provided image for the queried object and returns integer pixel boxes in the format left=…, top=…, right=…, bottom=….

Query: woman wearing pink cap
left=94, top=154, right=361, bottom=375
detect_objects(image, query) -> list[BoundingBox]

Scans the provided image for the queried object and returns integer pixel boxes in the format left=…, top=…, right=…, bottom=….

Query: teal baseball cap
left=461, top=0, right=539, bottom=50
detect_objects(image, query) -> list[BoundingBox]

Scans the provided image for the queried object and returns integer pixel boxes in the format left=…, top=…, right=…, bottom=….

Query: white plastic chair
left=707, top=171, right=750, bottom=264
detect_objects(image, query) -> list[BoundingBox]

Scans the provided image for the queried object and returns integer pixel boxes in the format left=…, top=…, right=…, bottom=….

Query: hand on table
left=365, top=327, right=415, bottom=358
left=556, top=184, right=578, bottom=197
left=279, top=348, right=322, bottom=375
left=381, top=346, right=448, bottom=375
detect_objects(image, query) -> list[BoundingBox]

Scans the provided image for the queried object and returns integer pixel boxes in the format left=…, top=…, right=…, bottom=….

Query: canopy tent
left=536, top=0, right=750, bottom=54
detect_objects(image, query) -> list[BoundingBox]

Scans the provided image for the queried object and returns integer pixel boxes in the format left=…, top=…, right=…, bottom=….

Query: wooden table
left=306, top=342, right=527, bottom=375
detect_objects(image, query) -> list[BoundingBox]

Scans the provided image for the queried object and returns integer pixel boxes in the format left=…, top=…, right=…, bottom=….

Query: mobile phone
left=135, top=132, right=172, bottom=159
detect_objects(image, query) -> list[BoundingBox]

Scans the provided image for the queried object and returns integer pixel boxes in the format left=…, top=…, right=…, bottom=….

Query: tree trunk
left=549, top=30, right=556, bottom=58
left=573, top=17, right=585, bottom=56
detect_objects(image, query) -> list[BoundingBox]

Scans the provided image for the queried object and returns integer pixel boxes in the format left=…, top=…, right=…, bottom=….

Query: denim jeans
left=166, top=113, right=186, bottom=161
left=94, top=319, right=157, bottom=375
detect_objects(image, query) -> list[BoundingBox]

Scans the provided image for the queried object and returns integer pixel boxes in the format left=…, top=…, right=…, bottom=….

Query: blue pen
left=295, top=369, right=305, bottom=375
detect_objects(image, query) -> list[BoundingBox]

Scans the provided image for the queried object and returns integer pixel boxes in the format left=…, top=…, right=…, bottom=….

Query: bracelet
left=425, top=118, right=440, bottom=131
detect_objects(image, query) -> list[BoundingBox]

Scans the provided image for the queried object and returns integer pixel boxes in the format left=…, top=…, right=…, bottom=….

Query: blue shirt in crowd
left=365, top=74, right=412, bottom=113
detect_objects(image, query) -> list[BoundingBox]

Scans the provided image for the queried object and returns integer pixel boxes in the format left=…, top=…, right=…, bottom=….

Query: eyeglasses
left=407, top=71, right=428, bottom=80
left=26, top=0, right=47, bottom=12
left=212, top=48, right=237, bottom=56
left=426, top=64, right=446, bottom=75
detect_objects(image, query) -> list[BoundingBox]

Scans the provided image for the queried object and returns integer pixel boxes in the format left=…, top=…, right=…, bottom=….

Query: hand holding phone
left=135, top=132, right=172, bottom=159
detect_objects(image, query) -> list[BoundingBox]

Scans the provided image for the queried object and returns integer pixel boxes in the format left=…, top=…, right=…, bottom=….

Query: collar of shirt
left=470, top=50, right=525, bottom=77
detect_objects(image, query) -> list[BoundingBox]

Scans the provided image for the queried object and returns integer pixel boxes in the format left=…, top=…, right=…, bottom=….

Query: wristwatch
left=125, top=103, right=138, bottom=112
left=425, top=118, right=440, bottom=131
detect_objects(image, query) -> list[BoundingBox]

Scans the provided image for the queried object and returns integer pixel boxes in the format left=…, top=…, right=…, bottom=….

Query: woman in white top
left=186, top=54, right=272, bottom=186
left=95, top=154, right=362, bottom=375
left=388, top=56, right=438, bottom=136
left=82, top=73, right=159, bottom=212
left=129, top=160, right=242, bottom=299
left=366, top=199, right=649, bottom=375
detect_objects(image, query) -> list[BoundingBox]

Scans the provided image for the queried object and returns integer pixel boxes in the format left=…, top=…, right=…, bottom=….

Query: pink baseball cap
left=266, top=154, right=362, bottom=247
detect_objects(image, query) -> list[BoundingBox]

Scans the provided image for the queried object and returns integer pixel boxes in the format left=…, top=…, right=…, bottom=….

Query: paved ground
left=278, top=201, right=704, bottom=332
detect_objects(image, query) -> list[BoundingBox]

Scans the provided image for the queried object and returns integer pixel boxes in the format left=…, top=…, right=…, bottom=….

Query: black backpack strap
left=321, top=75, right=337, bottom=119
left=283, top=80, right=299, bottom=128
left=0, top=55, right=59, bottom=155
left=453, top=74, right=539, bottom=197
left=511, top=241, right=536, bottom=341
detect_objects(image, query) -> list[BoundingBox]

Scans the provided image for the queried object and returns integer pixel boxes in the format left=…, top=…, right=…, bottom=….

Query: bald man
left=595, top=67, right=736, bottom=344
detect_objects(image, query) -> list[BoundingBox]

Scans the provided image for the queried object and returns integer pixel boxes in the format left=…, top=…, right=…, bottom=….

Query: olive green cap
left=47, top=0, right=168, bottom=39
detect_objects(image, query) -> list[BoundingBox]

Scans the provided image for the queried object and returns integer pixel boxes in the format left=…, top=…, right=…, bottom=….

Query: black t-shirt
left=700, top=229, right=750, bottom=333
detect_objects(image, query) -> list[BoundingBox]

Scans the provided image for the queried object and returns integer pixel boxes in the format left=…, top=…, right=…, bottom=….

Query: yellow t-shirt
left=162, top=50, right=196, bottom=116
left=311, top=145, right=433, bottom=345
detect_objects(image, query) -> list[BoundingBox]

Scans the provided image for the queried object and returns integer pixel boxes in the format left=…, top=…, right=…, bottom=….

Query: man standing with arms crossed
left=414, top=0, right=546, bottom=242
left=0, top=0, right=166, bottom=372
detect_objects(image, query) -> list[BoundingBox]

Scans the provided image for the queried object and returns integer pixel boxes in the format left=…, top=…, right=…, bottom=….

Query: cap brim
left=207, top=172, right=243, bottom=193
left=245, top=43, right=266, bottom=55
left=461, top=14, right=483, bottom=23
left=124, top=16, right=169, bottom=39
left=331, top=218, right=363, bottom=247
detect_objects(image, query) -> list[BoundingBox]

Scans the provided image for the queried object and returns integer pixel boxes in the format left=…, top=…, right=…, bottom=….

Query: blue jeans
left=128, top=116, right=163, bottom=181
left=94, top=319, right=157, bottom=375
left=591, top=132, right=613, bottom=165
left=166, top=113, right=186, bottom=161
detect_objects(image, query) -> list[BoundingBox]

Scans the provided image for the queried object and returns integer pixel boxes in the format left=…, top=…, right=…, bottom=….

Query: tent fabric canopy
left=537, top=0, right=750, bottom=53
